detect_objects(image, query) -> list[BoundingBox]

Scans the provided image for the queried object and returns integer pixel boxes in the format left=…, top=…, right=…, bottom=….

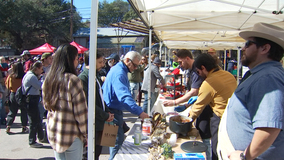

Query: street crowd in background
left=1, top=22, right=284, bottom=160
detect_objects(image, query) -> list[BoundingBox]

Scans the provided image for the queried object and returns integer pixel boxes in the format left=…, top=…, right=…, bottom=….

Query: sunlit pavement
left=0, top=110, right=138, bottom=160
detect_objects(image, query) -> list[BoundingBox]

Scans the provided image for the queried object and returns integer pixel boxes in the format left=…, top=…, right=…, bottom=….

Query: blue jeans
left=6, top=92, right=28, bottom=126
left=38, top=97, right=45, bottom=121
left=0, top=98, right=5, bottom=125
left=54, top=137, right=83, bottom=160
left=203, top=138, right=211, bottom=160
left=142, top=91, right=158, bottom=114
left=27, top=95, right=44, bottom=145
left=129, top=82, right=140, bottom=101
left=108, top=108, right=124, bottom=160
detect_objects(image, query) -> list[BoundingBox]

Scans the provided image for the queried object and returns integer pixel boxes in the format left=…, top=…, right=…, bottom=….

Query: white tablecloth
left=114, top=95, right=192, bottom=160
left=114, top=123, right=151, bottom=160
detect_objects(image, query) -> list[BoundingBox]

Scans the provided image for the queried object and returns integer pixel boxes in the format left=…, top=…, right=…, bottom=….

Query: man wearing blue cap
left=106, top=53, right=120, bottom=67
left=99, top=53, right=120, bottom=80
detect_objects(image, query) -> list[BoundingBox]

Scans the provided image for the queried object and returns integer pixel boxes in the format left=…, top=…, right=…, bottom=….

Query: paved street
left=0, top=110, right=137, bottom=160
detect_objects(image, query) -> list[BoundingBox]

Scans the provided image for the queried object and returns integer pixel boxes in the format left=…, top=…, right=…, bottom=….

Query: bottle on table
left=142, top=118, right=152, bottom=136
left=134, top=127, right=142, bottom=145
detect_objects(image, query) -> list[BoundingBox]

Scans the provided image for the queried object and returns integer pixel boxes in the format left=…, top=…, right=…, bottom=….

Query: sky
left=68, top=0, right=122, bottom=21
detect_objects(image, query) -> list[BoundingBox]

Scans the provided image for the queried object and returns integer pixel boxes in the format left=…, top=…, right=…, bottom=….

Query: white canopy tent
left=88, top=0, right=284, bottom=158
left=127, top=0, right=284, bottom=113
left=128, top=0, right=284, bottom=49
left=163, top=40, right=244, bottom=50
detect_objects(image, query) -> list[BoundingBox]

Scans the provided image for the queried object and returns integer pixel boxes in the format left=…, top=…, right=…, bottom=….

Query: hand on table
left=139, top=112, right=149, bottom=120
left=174, top=105, right=186, bottom=112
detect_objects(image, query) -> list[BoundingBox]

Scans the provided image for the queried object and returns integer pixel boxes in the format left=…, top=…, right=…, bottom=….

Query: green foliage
left=161, top=143, right=174, bottom=159
left=0, top=0, right=138, bottom=50
left=0, top=0, right=84, bottom=50
left=123, top=7, right=138, bottom=21
left=98, top=0, right=138, bottom=27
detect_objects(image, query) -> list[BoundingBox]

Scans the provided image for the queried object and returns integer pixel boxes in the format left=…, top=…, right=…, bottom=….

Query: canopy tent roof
left=128, top=0, right=284, bottom=49
left=163, top=41, right=244, bottom=50
left=110, top=18, right=149, bottom=34
left=110, top=18, right=160, bottom=42
left=70, top=41, right=89, bottom=54
left=29, top=43, right=56, bottom=55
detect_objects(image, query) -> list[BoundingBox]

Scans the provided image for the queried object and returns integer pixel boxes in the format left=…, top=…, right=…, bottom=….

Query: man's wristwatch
left=240, top=152, right=246, bottom=160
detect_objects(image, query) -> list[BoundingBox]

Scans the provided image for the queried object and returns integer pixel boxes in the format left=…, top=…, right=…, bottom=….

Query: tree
left=98, top=0, right=138, bottom=27
left=123, top=7, right=138, bottom=21
left=0, top=0, right=84, bottom=50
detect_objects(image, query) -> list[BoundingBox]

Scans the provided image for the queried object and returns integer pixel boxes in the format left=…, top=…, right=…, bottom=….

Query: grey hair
left=0, top=56, right=4, bottom=63
left=123, top=51, right=142, bottom=61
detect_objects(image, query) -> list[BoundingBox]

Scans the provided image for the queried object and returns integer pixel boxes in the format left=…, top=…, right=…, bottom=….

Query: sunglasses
left=130, top=59, right=138, bottom=68
left=194, top=68, right=200, bottom=75
left=244, top=40, right=258, bottom=48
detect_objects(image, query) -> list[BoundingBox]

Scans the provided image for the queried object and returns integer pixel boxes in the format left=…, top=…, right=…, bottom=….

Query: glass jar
left=142, top=118, right=152, bottom=136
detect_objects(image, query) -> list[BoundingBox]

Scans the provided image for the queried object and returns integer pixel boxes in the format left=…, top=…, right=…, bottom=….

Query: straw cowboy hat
left=208, top=48, right=216, bottom=53
left=239, top=22, right=284, bottom=49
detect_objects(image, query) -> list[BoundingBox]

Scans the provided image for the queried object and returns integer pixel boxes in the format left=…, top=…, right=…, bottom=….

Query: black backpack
left=15, top=85, right=32, bottom=107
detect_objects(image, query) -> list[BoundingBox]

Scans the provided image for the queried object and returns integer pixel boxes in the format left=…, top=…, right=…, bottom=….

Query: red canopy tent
left=29, top=43, right=56, bottom=55
left=70, top=41, right=88, bottom=54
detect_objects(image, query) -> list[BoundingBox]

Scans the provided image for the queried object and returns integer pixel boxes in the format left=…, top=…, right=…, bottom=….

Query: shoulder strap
left=24, top=86, right=32, bottom=95
left=6, top=75, right=10, bottom=89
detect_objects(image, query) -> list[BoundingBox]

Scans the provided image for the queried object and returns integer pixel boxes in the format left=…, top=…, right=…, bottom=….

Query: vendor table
left=113, top=122, right=151, bottom=160
left=114, top=122, right=204, bottom=160
left=114, top=95, right=206, bottom=160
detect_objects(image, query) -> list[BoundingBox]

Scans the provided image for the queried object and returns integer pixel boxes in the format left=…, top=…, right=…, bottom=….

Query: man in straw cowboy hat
left=217, top=23, right=284, bottom=160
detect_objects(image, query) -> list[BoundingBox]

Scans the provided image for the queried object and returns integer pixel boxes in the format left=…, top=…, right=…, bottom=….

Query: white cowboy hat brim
left=239, top=23, right=284, bottom=49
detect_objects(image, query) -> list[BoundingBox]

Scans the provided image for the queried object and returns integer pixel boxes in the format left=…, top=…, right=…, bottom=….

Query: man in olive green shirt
left=128, top=64, right=144, bottom=101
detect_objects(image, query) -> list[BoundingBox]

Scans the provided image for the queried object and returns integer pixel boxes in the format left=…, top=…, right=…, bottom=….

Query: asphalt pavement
left=0, top=110, right=137, bottom=160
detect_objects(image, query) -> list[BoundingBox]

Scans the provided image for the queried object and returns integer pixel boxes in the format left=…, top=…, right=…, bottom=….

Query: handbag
left=97, top=122, right=118, bottom=147
left=15, top=85, right=32, bottom=108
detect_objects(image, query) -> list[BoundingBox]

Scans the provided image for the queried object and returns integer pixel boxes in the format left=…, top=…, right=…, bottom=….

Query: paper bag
left=98, top=122, right=118, bottom=147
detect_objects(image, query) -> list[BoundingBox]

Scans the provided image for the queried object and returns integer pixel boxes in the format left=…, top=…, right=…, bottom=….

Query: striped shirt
left=43, top=73, right=88, bottom=153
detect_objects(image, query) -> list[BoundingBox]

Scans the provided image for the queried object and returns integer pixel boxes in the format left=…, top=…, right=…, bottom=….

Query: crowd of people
left=1, top=22, right=284, bottom=160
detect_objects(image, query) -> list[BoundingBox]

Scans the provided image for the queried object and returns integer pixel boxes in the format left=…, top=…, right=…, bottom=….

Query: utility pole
left=70, top=0, right=73, bottom=41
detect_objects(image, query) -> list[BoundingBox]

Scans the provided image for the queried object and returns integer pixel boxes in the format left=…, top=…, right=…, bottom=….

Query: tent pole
left=164, top=47, right=167, bottom=67
left=237, top=47, right=241, bottom=84
left=224, top=49, right=226, bottom=70
left=147, top=11, right=152, bottom=115
left=159, top=41, right=162, bottom=60
left=88, top=0, right=99, bottom=159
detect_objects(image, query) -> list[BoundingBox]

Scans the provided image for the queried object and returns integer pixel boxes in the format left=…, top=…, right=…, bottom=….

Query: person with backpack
left=22, top=61, right=44, bottom=148
left=5, top=62, right=28, bottom=133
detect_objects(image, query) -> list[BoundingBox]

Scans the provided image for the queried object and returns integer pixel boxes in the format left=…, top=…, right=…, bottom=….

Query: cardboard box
left=174, top=153, right=205, bottom=160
